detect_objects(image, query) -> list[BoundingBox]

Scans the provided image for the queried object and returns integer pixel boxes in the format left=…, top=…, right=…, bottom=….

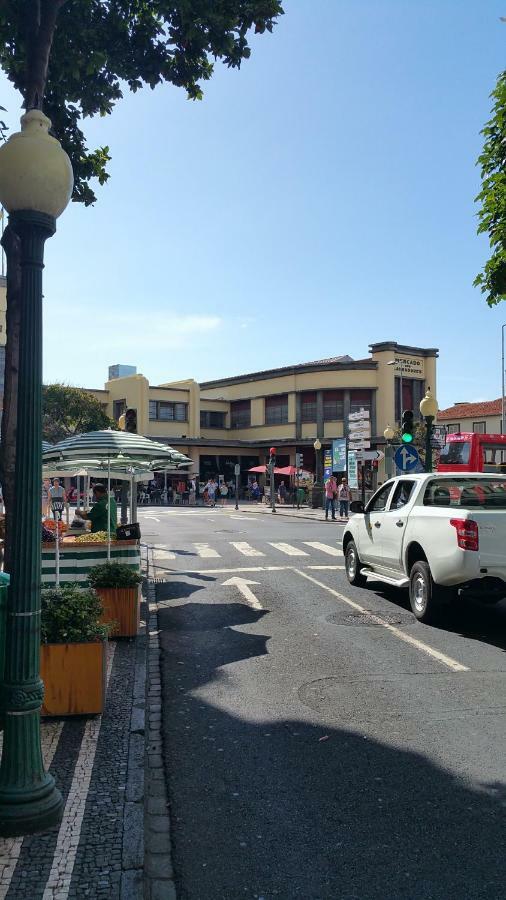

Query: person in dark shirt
left=75, top=483, right=117, bottom=533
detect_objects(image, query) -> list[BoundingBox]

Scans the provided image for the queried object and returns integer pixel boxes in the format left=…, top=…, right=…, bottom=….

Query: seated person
left=75, top=483, right=117, bottom=533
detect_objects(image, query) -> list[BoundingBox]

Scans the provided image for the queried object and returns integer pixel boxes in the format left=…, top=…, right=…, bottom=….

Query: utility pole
left=269, top=447, right=276, bottom=514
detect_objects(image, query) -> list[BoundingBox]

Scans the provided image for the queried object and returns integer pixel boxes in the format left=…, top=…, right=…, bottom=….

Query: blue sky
left=1, top=0, right=505, bottom=408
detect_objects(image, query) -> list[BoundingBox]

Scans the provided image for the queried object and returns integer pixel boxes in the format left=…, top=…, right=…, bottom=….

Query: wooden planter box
left=96, top=586, right=141, bottom=638
left=40, top=640, right=106, bottom=716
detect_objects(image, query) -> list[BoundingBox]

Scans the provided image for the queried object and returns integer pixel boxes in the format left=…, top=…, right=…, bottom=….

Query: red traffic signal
left=269, top=446, right=277, bottom=457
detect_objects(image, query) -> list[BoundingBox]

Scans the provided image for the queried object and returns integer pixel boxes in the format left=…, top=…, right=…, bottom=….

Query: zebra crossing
left=152, top=540, right=343, bottom=562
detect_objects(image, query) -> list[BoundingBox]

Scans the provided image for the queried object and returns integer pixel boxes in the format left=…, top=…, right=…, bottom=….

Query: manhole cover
left=325, top=610, right=408, bottom=627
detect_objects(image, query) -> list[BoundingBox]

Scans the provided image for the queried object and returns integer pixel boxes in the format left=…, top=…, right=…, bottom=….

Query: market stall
left=41, top=538, right=140, bottom=587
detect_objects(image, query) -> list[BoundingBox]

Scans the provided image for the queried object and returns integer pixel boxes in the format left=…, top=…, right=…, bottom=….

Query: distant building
left=438, top=399, right=503, bottom=435
left=108, top=364, right=137, bottom=381
left=83, top=341, right=438, bottom=485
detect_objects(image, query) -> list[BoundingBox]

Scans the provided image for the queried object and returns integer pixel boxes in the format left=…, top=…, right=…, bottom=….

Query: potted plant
left=40, top=586, right=110, bottom=716
left=88, top=562, right=142, bottom=639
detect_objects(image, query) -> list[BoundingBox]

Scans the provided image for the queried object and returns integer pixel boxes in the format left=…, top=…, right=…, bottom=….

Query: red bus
left=438, top=432, right=506, bottom=474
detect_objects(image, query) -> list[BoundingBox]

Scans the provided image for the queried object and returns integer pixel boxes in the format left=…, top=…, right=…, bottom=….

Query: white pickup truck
left=342, top=473, right=506, bottom=622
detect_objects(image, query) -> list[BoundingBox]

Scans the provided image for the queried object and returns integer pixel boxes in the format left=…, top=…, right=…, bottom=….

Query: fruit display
left=74, top=531, right=117, bottom=544
left=42, top=518, right=67, bottom=534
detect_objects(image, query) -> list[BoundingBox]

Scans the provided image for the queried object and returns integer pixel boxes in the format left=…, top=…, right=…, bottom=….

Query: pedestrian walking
left=278, top=480, right=287, bottom=504
left=219, top=481, right=229, bottom=507
left=324, top=475, right=338, bottom=521
left=250, top=479, right=260, bottom=502
left=337, top=477, right=351, bottom=519
left=48, top=478, right=66, bottom=520
left=206, top=478, right=218, bottom=507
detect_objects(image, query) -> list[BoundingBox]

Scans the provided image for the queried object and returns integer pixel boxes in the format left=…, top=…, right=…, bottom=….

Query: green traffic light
left=402, top=433, right=413, bottom=443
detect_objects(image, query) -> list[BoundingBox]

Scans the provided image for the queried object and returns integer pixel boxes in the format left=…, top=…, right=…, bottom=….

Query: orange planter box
left=41, top=641, right=106, bottom=716
left=96, top=586, right=141, bottom=638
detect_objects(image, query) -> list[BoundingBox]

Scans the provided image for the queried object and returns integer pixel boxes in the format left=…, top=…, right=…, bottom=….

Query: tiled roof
left=438, top=399, right=502, bottom=420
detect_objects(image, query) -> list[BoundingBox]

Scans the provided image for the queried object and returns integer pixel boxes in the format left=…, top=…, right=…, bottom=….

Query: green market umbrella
left=43, top=431, right=191, bottom=558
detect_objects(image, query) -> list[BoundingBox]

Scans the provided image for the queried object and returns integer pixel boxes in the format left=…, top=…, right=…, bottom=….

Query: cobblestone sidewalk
left=0, top=610, right=147, bottom=900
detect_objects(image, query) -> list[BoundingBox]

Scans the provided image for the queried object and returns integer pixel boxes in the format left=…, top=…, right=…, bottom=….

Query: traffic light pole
left=424, top=416, right=435, bottom=473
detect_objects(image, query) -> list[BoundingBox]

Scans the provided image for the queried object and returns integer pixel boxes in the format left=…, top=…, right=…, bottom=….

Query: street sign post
left=348, top=408, right=371, bottom=503
left=234, top=463, right=240, bottom=510
left=394, top=444, right=420, bottom=472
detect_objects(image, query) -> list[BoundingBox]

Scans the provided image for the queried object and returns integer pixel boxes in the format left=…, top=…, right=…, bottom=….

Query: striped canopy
left=42, top=441, right=53, bottom=453
left=42, top=430, right=191, bottom=468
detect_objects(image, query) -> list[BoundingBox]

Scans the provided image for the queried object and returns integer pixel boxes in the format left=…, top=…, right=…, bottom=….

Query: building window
left=447, top=423, right=460, bottom=434
left=323, top=390, right=344, bottom=421
left=473, top=421, right=486, bottom=433
left=149, top=401, right=187, bottom=422
left=200, top=410, right=226, bottom=429
left=113, top=399, right=126, bottom=421
left=301, top=392, right=317, bottom=423
left=350, top=390, right=371, bottom=416
left=230, top=399, right=251, bottom=428
left=265, top=394, right=288, bottom=425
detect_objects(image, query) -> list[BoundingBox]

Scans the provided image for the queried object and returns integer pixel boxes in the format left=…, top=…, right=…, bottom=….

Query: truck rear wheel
left=409, top=561, right=442, bottom=623
left=345, top=541, right=366, bottom=587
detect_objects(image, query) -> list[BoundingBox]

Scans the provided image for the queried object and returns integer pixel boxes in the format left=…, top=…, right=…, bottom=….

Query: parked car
left=342, top=473, right=506, bottom=623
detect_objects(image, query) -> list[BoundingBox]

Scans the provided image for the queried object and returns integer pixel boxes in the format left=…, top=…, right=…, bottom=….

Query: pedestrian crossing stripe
left=229, top=542, right=265, bottom=557
left=303, top=541, right=342, bottom=557
left=150, top=541, right=343, bottom=560
left=268, top=542, right=309, bottom=556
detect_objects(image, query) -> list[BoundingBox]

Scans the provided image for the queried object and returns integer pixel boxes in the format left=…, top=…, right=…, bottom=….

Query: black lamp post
left=312, top=438, right=323, bottom=509
left=0, top=109, right=73, bottom=835
left=419, top=390, right=438, bottom=473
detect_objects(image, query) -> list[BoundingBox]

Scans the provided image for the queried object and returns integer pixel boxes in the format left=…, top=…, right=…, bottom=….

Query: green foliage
left=475, top=72, right=506, bottom=306
left=0, top=1, right=284, bottom=204
left=42, top=383, right=116, bottom=443
left=41, top=585, right=110, bottom=643
left=88, top=562, right=143, bottom=589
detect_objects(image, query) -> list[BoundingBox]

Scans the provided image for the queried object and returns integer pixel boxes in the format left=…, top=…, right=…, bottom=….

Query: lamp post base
left=0, top=773, right=62, bottom=837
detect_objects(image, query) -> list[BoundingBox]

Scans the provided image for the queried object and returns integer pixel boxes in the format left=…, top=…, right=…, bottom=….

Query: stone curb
left=144, top=576, right=177, bottom=900
left=121, top=597, right=147, bottom=899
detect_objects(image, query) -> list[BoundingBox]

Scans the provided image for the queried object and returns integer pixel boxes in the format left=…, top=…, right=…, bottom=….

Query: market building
left=85, top=341, right=438, bottom=487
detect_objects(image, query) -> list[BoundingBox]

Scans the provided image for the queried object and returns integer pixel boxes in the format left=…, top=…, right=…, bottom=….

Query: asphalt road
left=141, top=504, right=506, bottom=900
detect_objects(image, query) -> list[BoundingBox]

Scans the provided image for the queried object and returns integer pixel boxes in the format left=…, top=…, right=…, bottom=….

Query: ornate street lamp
left=0, top=110, right=73, bottom=835
left=269, top=446, right=276, bottom=514
left=419, top=390, right=438, bottom=474
left=312, top=438, right=323, bottom=509
left=383, top=425, right=395, bottom=478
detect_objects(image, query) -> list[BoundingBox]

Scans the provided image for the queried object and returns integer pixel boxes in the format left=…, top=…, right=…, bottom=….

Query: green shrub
left=88, top=562, right=142, bottom=589
left=41, top=586, right=110, bottom=644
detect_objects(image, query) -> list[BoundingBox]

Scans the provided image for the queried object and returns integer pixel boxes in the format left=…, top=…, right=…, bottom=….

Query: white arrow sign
left=355, top=450, right=385, bottom=461
left=222, top=577, right=262, bottom=610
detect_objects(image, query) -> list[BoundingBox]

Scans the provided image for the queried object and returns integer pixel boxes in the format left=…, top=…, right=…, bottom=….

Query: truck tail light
left=450, top=518, right=479, bottom=551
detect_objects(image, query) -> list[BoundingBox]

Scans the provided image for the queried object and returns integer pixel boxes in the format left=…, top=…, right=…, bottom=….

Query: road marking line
left=304, top=541, right=343, bottom=557
left=222, top=577, right=262, bottom=609
left=194, top=543, right=221, bottom=558
left=230, top=542, right=265, bottom=557
left=0, top=723, right=64, bottom=897
left=42, top=643, right=117, bottom=900
left=161, top=564, right=345, bottom=576
left=269, top=542, right=309, bottom=557
left=229, top=515, right=257, bottom=521
left=294, top=570, right=469, bottom=673
left=154, top=549, right=177, bottom=560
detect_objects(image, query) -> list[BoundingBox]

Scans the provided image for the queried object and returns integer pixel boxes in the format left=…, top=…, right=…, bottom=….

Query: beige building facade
left=85, top=341, right=438, bottom=485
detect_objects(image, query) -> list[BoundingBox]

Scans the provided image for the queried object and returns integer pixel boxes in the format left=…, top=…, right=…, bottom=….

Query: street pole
left=424, top=416, right=434, bottom=472
left=0, top=211, right=63, bottom=835
left=269, top=448, right=276, bottom=514
left=502, top=324, right=506, bottom=434
left=0, top=109, right=73, bottom=836
left=235, top=464, right=239, bottom=511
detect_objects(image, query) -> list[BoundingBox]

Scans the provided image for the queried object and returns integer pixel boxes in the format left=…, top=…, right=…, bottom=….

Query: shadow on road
left=157, top=590, right=506, bottom=900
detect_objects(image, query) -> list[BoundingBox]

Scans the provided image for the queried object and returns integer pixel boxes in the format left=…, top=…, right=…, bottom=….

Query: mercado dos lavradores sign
left=394, top=357, right=424, bottom=377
